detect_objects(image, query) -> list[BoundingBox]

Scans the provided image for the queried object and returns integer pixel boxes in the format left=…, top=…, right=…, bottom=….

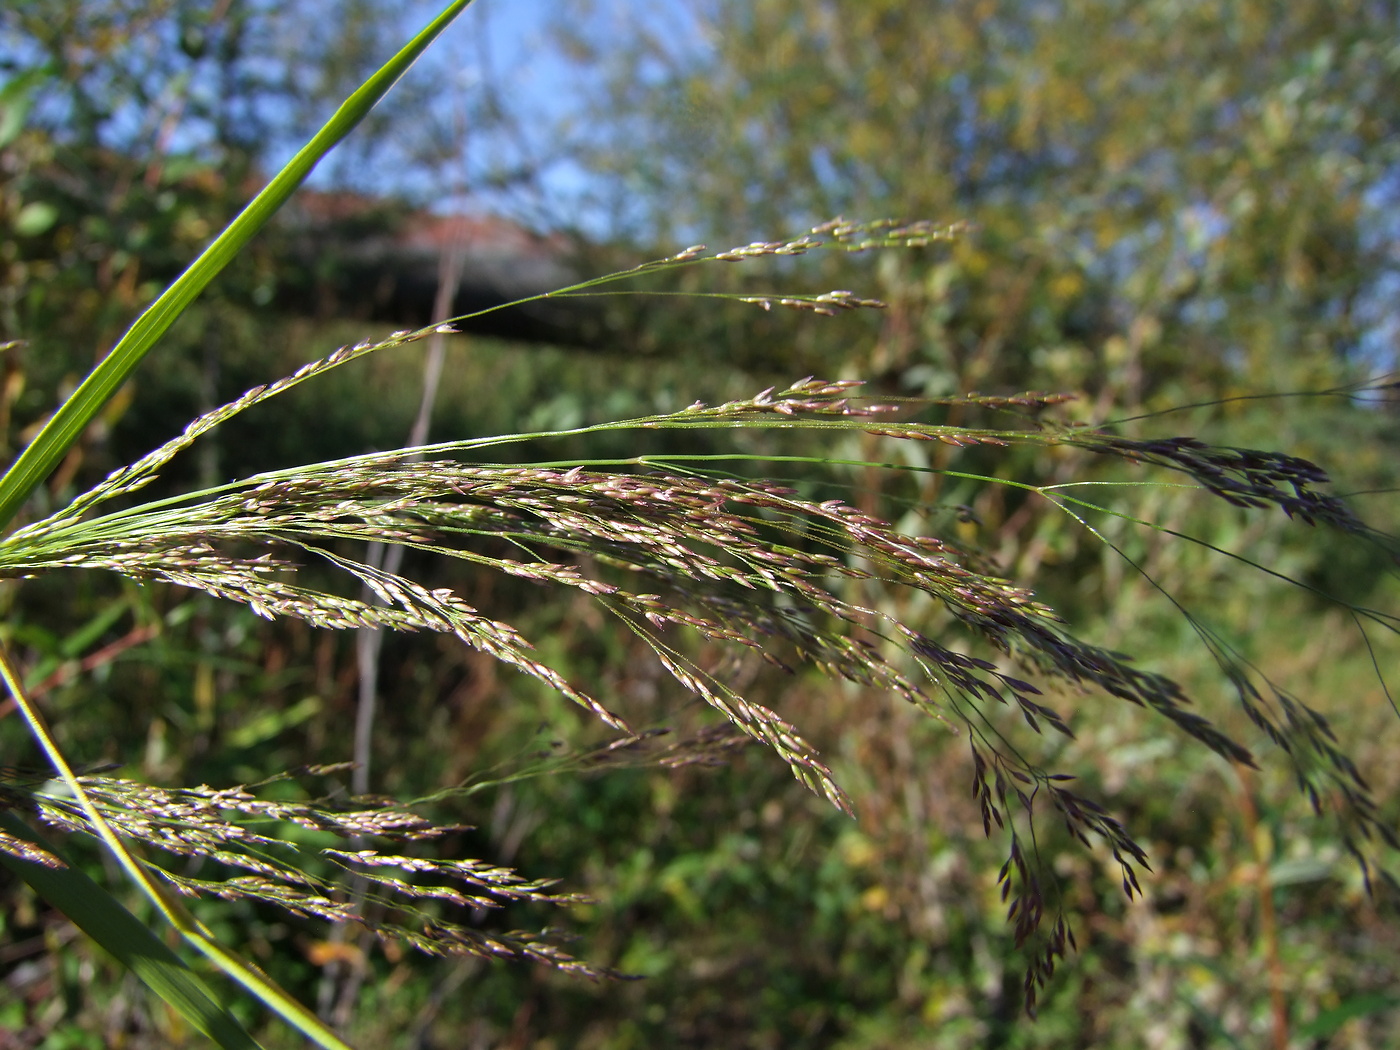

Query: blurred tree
left=1, top=3, right=1397, bottom=1046
left=564, top=0, right=1400, bottom=401
left=533, top=5, right=1400, bottom=1044
left=0, top=0, right=529, bottom=482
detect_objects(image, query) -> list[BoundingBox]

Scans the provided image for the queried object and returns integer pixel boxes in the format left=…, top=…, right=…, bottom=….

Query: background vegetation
left=1, top=0, right=1398, bottom=1047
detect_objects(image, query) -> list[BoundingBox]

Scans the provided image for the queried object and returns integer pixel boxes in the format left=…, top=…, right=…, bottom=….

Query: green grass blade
left=0, top=0, right=476, bottom=531
left=0, top=647, right=358, bottom=1050
left=0, top=812, right=263, bottom=1050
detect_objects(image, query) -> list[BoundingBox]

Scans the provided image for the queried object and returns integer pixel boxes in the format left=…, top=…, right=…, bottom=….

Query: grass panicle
left=18, top=769, right=608, bottom=977
left=2, top=217, right=1395, bottom=1021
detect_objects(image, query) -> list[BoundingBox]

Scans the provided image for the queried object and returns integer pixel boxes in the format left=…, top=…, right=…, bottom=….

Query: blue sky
left=294, top=0, right=710, bottom=232
left=0, top=0, right=705, bottom=233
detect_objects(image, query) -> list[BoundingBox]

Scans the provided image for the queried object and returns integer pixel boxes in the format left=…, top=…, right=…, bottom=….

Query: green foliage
left=564, top=0, right=1399, bottom=396
left=1, top=1, right=1398, bottom=1048
left=0, top=0, right=477, bottom=528
left=0, top=811, right=260, bottom=1050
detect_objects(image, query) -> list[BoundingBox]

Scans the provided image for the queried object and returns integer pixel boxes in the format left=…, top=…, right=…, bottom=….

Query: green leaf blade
left=0, top=0, right=476, bottom=532
left=0, top=812, right=264, bottom=1050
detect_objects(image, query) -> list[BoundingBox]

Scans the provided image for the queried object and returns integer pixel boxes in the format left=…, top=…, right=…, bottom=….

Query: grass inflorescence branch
left=2, top=217, right=1393, bottom=1017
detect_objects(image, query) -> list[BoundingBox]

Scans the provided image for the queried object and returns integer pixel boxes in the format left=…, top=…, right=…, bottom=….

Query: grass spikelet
left=2, top=221, right=1394, bottom=1017
left=19, top=770, right=612, bottom=976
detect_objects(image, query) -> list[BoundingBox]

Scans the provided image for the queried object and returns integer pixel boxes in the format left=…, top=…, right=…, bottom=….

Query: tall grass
left=0, top=5, right=1395, bottom=1046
